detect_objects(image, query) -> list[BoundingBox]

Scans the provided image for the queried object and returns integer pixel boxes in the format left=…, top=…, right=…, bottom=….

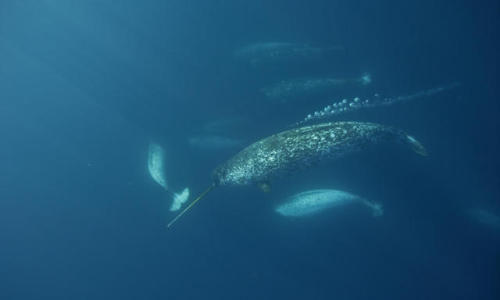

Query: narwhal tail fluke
left=361, top=199, right=384, bottom=217
left=169, top=187, right=190, bottom=212
left=167, top=183, right=216, bottom=229
left=405, top=135, right=428, bottom=156
left=369, top=201, right=384, bottom=217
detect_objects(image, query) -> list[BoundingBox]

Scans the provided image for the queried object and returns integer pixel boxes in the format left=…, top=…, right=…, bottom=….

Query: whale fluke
left=167, top=184, right=216, bottom=229
left=363, top=200, right=384, bottom=217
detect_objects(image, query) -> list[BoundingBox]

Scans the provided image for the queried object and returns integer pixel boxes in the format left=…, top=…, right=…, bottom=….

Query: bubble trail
left=296, top=82, right=460, bottom=126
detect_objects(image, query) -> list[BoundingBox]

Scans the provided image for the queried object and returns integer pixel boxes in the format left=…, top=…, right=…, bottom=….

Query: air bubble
left=298, top=83, right=460, bottom=125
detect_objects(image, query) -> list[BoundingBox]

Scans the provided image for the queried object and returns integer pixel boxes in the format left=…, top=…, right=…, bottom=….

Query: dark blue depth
left=0, top=1, right=499, bottom=299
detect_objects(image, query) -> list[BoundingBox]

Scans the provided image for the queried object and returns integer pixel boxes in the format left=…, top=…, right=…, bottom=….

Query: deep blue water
left=1, top=1, right=499, bottom=299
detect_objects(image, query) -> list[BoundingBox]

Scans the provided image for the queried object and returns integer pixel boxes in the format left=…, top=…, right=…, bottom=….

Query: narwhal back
left=212, top=121, right=424, bottom=186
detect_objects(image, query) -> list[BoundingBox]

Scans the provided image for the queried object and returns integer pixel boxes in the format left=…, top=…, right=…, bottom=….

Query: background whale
left=148, top=142, right=168, bottom=190
left=276, top=189, right=383, bottom=217
left=234, top=42, right=343, bottom=66
left=262, top=73, right=371, bottom=102
left=147, top=142, right=190, bottom=212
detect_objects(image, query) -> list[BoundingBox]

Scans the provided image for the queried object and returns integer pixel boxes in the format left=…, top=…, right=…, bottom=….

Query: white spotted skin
left=276, top=189, right=359, bottom=216
left=276, top=189, right=383, bottom=217
left=212, top=121, right=404, bottom=186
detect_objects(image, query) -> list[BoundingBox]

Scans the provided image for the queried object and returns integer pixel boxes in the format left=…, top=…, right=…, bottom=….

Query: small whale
left=299, top=82, right=460, bottom=125
left=234, top=42, right=343, bottom=66
left=148, top=142, right=168, bottom=190
left=167, top=121, right=426, bottom=228
left=262, top=73, right=371, bottom=102
left=275, top=189, right=383, bottom=217
left=147, top=142, right=190, bottom=212
left=468, top=208, right=500, bottom=230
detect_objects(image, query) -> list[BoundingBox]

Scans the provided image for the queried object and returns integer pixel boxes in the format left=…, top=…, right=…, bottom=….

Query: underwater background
left=0, top=1, right=499, bottom=299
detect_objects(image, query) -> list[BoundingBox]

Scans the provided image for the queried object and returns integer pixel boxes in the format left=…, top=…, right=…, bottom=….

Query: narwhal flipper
left=257, top=181, right=271, bottom=193
left=405, top=135, right=428, bottom=156
left=362, top=199, right=384, bottom=217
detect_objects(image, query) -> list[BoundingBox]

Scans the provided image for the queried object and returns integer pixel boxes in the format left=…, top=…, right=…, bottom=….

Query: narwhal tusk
left=167, top=183, right=216, bottom=229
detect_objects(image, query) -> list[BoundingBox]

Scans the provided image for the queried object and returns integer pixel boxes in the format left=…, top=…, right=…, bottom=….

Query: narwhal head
left=212, top=164, right=230, bottom=186
left=211, top=161, right=252, bottom=187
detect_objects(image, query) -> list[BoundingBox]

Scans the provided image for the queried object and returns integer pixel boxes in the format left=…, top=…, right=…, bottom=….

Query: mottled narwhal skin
left=212, top=121, right=426, bottom=186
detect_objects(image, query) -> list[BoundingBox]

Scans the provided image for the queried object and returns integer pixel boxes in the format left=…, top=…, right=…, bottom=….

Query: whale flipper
left=258, top=181, right=271, bottom=192
left=363, top=200, right=384, bottom=217
left=405, top=135, right=428, bottom=156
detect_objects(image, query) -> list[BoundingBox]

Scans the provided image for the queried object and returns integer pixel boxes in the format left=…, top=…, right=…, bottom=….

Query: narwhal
left=148, top=142, right=190, bottom=212
left=275, top=189, right=383, bottom=218
left=298, top=82, right=460, bottom=125
left=234, top=42, right=343, bottom=66
left=262, top=73, right=372, bottom=102
left=167, top=121, right=427, bottom=228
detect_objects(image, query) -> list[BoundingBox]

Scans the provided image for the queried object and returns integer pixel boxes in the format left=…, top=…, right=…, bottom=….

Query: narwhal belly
left=212, top=121, right=423, bottom=186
